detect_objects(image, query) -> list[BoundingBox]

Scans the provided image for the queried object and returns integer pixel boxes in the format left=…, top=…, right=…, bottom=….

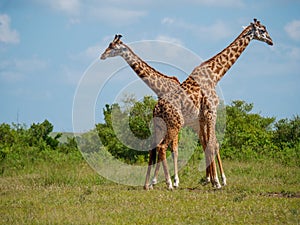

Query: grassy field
left=1, top=158, right=299, bottom=224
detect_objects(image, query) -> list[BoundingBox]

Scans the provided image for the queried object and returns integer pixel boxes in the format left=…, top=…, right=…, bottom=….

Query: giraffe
left=145, top=18, right=273, bottom=190
left=100, top=34, right=182, bottom=187
left=100, top=35, right=226, bottom=189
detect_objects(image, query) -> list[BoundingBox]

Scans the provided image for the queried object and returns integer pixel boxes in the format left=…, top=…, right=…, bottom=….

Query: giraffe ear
left=253, top=18, right=260, bottom=25
left=113, top=34, right=119, bottom=42
left=113, top=34, right=122, bottom=43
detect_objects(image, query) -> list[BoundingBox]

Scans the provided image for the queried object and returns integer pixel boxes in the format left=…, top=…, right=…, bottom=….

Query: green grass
left=1, top=159, right=299, bottom=225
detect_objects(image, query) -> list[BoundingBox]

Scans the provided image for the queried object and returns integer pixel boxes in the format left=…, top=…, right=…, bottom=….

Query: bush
left=221, top=100, right=299, bottom=166
left=96, top=96, right=156, bottom=164
left=0, top=120, right=81, bottom=175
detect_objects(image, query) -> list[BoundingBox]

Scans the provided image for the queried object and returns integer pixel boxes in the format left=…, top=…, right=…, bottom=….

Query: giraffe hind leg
left=144, top=148, right=156, bottom=190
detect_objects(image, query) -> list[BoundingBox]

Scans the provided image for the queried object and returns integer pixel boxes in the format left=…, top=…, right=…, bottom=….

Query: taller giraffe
left=144, top=18, right=273, bottom=190
left=100, top=35, right=226, bottom=188
left=198, top=19, right=273, bottom=185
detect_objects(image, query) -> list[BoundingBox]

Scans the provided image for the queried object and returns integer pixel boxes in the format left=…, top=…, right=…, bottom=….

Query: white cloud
left=70, top=43, right=103, bottom=62
left=0, top=14, right=20, bottom=44
left=35, top=0, right=80, bottom=15
left=0, top=57, right=48, bottom=83
left=155, top=35, right=184, bottom=46
left=61, top=65, right=83, bottom=85
left=35, top=1, right=147, bottom=25
left=176, top=0, right=245, bottom=7
left=55, top=0, right=80, bottom=14
left=161, top=17, right=233, bottom=41
left=288, top=46, right=300, bottom=59
left=285, top=20, right=300, bottom=41
left=272, top=43, right=300, bottom=62
left=161, top=17, right=175, bottom=25
left=88, top=7, right=146, bottom=25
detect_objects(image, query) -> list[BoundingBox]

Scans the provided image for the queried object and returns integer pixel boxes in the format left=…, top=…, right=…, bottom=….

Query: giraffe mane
left=170, top=76, right=180, bottom=84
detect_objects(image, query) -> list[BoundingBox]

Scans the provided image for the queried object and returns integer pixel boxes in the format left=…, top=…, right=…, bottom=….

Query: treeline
left=0, top=120, right=80, bottom=174
left=97, top=97, right=299, bottom=166
left=0, top=97, right=299, bottom=175
left=222, top=100, right=299, bottom=165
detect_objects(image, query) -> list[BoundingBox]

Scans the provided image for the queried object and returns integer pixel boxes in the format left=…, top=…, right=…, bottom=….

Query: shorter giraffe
left=145, top=19, right=273, bottom=190
left=100, top=35, right=182, bottom=187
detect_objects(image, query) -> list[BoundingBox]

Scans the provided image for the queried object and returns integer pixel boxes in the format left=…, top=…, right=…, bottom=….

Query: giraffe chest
left=153, top=98, right=184, bottom=128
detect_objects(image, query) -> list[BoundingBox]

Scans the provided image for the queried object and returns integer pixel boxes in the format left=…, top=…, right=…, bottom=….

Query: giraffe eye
left=259, top=29, right=264, bottom=34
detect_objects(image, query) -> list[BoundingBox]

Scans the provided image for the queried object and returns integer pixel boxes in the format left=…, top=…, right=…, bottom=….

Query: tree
left=27, top=120, right=61, bottom=149
left=221, top=100, right=276, bottom=159
left=129, top=96, right=157, bottom=140
left=96, top=96, right=157, bottom=164
left=273, top=115, right=300, bottom=149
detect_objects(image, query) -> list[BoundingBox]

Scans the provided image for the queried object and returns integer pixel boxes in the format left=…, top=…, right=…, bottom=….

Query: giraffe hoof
left=173, top=183, right=179, bottom=188
left=221, top=175, right=227, bottom=186
left=174, top=179, right=179, bottom=188
left=151, top=178, right=158, bottom=186
left=213, top=183, right=222, bottom=189
left=144, top=185, right=153, bottom=190
left=200, top=177, right=210, bottom=186
left=167, top=186, right=174, bottom=191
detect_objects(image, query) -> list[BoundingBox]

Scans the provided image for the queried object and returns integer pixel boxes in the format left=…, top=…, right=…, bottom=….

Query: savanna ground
left=1, top=102, right=299, bottom=224
left=1, top=157, right=299, bottom=225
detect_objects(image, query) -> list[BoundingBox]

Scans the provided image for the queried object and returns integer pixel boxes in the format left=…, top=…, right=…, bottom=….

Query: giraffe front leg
left=163, top=161, right=173, bottom=190
left=201, top=166, right=211, bottom=186
left=206, top=142, right=221, bottom=189
left=198, top=120, right=211, bottom=186
left=215, top=142, right=227, bottom=186
left=206, top=111, right=221, bottom=189
left=159, top=149, right=173, bottom=190
left=172, top=151, right=179, bottom=188
left=150, top=161, right=160, bottom=188
left=172, top=138, right=179, bottom=188
left=144, top=165, right=153, bottom=190
left=210, top=147, right=221, bottom=189
left=216, top=151, right=227, bottom=186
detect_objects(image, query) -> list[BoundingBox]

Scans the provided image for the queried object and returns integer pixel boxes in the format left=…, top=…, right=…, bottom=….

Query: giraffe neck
left=120, top=44, right=180, bottom=97
left=204, top=26, right=252, bottom=85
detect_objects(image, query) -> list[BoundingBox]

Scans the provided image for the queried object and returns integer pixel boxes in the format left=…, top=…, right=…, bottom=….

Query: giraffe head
left=245, top=19, right=273, bottom=46
left=100, top=34, right=128, bottom=60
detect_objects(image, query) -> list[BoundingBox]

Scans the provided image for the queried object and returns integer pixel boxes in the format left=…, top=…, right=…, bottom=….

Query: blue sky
left=1, top=0, right=300, bottom=132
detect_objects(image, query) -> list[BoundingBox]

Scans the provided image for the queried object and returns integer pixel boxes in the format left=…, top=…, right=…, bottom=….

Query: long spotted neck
left=205, top=26, right=252, bottom=85
left=120, top=44, right=180, bottom=97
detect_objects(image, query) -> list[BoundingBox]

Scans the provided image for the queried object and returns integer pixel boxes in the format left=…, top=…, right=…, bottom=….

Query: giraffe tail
left=150, top=147, right=157, bottom=167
